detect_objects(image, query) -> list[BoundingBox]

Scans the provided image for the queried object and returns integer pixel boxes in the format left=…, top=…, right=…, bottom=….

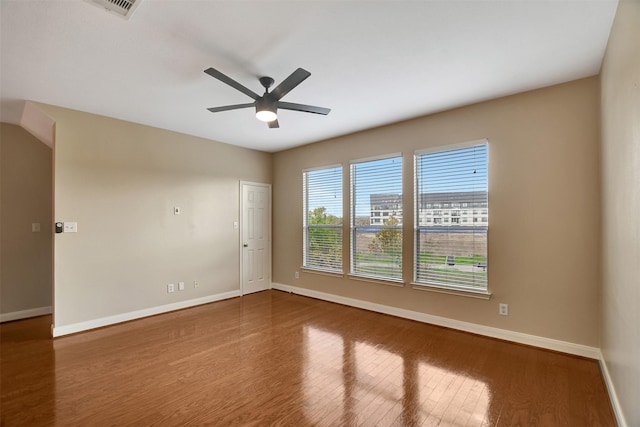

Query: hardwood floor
left=1, top=290, right=616, bottom=426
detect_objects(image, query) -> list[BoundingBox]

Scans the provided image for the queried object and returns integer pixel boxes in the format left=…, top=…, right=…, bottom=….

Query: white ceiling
left=0, top=0, right=618, bottom=153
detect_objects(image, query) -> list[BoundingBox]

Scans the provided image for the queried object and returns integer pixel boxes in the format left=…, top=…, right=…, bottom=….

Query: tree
left=309, top=207, right=341, bottom=225
left=369, top=216, right=402, bottom=261
left=307, top=207, right=342, bottom=269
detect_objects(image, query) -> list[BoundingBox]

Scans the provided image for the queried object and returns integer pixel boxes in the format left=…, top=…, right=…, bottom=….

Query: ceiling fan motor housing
left=259, top=76, right=275, bottom=90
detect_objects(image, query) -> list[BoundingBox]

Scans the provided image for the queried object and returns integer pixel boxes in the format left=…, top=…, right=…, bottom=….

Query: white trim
left=349, top=152, right=403, bottom=164
left=414, top=138, right=488, bottom=156
left=270, top=283, right=600, bottom=359
left=302, top=163, right=343, bottom=173
left=598, top=352, right=629, bottom=427
left=0, top=306, right=52, bottom=323
left=52, top=290, right=240, bottom=337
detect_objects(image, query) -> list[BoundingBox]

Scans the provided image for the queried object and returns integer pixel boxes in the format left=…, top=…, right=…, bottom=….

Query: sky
left=305, top=143, right=488, bottom=219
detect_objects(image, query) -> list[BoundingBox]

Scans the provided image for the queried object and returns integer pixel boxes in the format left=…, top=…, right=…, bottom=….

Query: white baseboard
left=273, top=284, right=629, bottom=426
left=52, top=290, right=240, bottom=337
left=47, top=283, right=624, bottom=426
left=598, top=352, right=628, bottom=427
left=271, top=282, right=601, bottom=359
left=0, top=306, right=52, bottom=323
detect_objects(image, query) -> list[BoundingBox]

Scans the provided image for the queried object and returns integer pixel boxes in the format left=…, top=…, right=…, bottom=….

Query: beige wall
left=273, top=77, right=601, bottom=347
left=37, top=104, right=272, bottom=328
left=600, top=1, right=640, bottom=425
left=0, top=123, right=53, bottom=316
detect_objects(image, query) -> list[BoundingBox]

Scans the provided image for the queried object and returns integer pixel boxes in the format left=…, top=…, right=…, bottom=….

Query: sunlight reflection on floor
left=303, top=325, right=490, bottom=426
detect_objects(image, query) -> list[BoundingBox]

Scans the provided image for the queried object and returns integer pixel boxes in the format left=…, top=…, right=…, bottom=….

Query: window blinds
left=303, top=166, right=343, bottom=272
left=414, top=142, right=488, bottom=290
left=350, top=155, right=403, bottom=280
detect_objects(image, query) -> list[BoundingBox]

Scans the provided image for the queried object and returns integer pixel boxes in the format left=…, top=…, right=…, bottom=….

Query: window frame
left=413, top=139, right=490, bottom=297
left=302, top=164, right=344, bottom=274
left=349, top=153, right=404, bottom=285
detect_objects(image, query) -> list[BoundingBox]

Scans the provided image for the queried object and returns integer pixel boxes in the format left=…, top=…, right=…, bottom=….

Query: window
left=351, top=155, right=403, bottom=281
left=415, top=141, right=488, bottom=291
left=303, top=165, right=343, bottom=272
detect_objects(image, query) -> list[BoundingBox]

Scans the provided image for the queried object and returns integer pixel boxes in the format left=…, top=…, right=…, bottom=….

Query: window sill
left=301, top=267, right=345, bottom=278
left=348, top=274, right=405, bottom=288
left=410, top=282, right=492, bottom=300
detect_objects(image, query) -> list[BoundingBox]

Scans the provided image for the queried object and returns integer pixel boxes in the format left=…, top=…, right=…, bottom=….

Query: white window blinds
left=414, top=142, right=488, bottom=291
left=303, top=165, right=343, bottom=272
left=350, top=155, right=403, bottom=281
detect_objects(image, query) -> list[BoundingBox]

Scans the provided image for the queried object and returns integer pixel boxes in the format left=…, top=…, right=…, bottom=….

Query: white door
left=240, top=182, right=271, bottom=295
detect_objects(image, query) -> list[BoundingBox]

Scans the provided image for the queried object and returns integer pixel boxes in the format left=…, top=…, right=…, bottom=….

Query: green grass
left=419, top=254, right=486, bottom=265
left=356, top=253, right=401, bottom=264
left=427, top=268, right=487, bottom=277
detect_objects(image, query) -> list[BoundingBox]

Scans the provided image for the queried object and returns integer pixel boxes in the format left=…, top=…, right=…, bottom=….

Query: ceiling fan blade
left=277, top=101, right=331, bottom=115
left=270, top=68, right=311, bottom=101
left=207, top=103, right=255, bottom=113
left=268, top=119, right=279, bottom=129
left=204, top=68, right=259, bottom=100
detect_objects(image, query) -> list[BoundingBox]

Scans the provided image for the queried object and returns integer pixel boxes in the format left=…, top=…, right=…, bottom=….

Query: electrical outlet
left=167, top=283, right=175, bottom=293
left=294, top=271, right=299, bottom=279
left=194, top=280, right=199, bottom=288
left=178, top=282, right=185, bottom=291
left=499, top=303, right=508, bottom=316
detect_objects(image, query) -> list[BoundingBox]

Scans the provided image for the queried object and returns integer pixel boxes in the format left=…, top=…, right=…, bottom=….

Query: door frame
left=239, top=181, right=272, bottom=296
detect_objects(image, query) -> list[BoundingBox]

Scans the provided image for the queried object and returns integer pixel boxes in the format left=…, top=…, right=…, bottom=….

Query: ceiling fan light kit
left=255, top=109, right=277, bottom=123
left=255, top=97, right=277, bottom=122
left=205, top=67, right=330, bottom=128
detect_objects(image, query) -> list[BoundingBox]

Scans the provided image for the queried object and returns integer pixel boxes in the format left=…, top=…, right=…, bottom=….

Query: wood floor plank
left=1, top=290, right=616, bottom=426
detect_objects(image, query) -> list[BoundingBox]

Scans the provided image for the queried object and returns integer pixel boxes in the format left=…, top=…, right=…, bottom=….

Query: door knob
left=243, top=243, right=248, bottom=247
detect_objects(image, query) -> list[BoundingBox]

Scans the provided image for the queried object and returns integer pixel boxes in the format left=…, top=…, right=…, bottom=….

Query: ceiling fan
left=204, top=67, right=330, bottom=128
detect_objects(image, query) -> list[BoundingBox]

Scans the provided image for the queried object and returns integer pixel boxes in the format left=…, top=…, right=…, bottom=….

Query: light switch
left=233, top=221, right=239, bottom=229
left=63, top=222, right=78, bottom=233
left=32, top=223, right=41, bottom=232
left=174, top=206, right=181, bottom=215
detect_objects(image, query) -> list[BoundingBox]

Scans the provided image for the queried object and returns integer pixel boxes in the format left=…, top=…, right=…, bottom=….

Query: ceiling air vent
left=85, top=0, right=141, bottom=20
